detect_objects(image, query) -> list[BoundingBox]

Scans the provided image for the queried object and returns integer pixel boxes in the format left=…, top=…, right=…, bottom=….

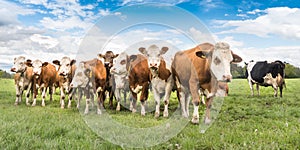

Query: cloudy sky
left=1, top=0, right=300, bottom=71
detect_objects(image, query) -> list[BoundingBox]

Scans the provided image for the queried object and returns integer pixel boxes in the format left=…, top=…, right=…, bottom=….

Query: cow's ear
left=52, top=60, right=60, bottom=65
left=42, top=62, right=49, bottom=67
left=129, top=55, right=137, bottom=62
left=98, top=54, right=104, bottom=58
left=138, top=47, right=146, bottom=55
left=231, top=52, right=242, bottom=63
left=84, top=68, right=92, bottom=78
left=114, top=54, right=119, bottom=58
left=70, top=59, right=76, bottom=65
left=160, top=47, right=169, bottom=55
left=195, top=51, right=211, bottom=59
left=25, top=59, right=32, bottom=67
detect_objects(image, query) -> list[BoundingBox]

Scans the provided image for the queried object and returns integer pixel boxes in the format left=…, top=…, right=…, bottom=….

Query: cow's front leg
left=190, top=79, right=200, bottom=124
left=273, top=85, right=278, bottom=97
left=14, top=85, right=21, bottom=105
left=67, top=88, right=75, bottom=108
left=60, top=87, right=65, bottom=108
left=152, top=87, right=161, bottom=118
left=25, top=83, right=32, bottom=106
left=41, top=87, right=47, bottom=107
left=115, top=89, right=121, bottom=111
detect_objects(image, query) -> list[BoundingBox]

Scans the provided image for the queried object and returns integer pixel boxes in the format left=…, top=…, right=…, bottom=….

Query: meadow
left=0, top=78, right=300, bottom=149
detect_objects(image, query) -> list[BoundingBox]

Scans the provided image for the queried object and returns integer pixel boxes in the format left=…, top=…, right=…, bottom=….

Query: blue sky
left=1, top=0, right=300, bottom=71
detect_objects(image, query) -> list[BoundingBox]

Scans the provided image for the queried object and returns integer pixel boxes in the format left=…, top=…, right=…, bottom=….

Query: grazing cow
left=52, top=57, right=76, bottom=108
left=70, top=62, right=95, bottom=114
left=98, top=51, right=119, bottom=109
left=110, top=52, right=133, bottom=111
left=31, top=60, right=57, bottom=106
left=245, top=60, right=286, bottom=97
left=71, top=59, right=106, bottom=114
left=10, top=56, right=34, bottom=105
left=172, top=42, right=242, bottom=124
left=138, top=45, right=174, bottom=118
left=128, top=54, right=150, bottom=116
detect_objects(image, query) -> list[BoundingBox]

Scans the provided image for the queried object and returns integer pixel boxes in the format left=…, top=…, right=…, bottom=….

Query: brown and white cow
left=70, top=61, right=95, bottom=114
left=52, top=57, right=76, bottom=108
left=128, top=54, right=150, bottom=116
left=31, top=60, right=57, bottom=106
left=172, top=42, right=242, bottom=124
left=98, top=51, right=118, bottom=109
left=110, top=52, right=133, bottom=111
left=70, top=58, right=106, bottom=114
left=138, top=45, right=174, bottom=118
left=11, top=56, right=34, bottom=106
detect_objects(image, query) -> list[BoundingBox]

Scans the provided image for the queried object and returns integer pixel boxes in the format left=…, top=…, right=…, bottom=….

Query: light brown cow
left=11, top=56, right=34, bottom=105
left=128, top=54, right=150, bottom=115
left=52, top=57, right=76, bottom=108
left=172, top=42, right=242, bottom=124
left=32, top=60, right=57, bottom=106
left=138, top=45, right=174, bottom=118
left=71, top=59, right=107, bottom=114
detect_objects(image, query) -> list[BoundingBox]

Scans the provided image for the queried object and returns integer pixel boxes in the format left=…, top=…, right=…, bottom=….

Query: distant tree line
left=231, top=63, right=300, bottom=79
left=0, top=69, right=14, bottom=79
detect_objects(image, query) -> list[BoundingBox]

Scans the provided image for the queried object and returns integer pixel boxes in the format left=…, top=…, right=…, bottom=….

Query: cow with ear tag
left=11, top=56, right=34, bottom=105
left=31, top=59, right=57, bottom=107
left=172, top=42, right=242, bottom=124
left=138, top=45, right=174, bottom=118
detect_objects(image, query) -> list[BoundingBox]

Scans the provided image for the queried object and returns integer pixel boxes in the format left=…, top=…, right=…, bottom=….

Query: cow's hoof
left=182, top=113, right=188, bottom=118
left=14, top=102, right=18, bottom=106
left=163, top=111, right=169, bottom=118
left=32, top=103, right=36, bottom=107
left=76, top=105, right=80, bottom=109
left=116, top=106, right=120, bottom=111
left=132, top=108, right=136, bottom=113
left=204, top=118, right=211, bottom=125
left=141, top=112, right=146, bottom=116
left=97, top=110, right=102, bottom=115
left=84, top=109, right=89, bottom=115
left=42, top=103, right=45, bottom=107
left=26, top=102, right=30, bottom=106
left=154, top=112, right=160, bottom=118
left=191, top=116, right=199, bottom=124
left=67, top=104, right=71, bottom=109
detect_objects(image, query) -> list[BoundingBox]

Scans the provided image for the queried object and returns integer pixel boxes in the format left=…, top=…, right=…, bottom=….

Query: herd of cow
left=10, top=42, right=286, bottom=124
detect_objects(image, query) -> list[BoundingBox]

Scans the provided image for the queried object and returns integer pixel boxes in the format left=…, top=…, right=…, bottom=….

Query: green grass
left=1, top=78, right=300, bottom=149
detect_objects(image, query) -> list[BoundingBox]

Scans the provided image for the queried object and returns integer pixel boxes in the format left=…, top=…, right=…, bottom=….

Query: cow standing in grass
left=31, top=60, right=57, bottom=106
left=52, top=57, right=76, bottom=108
left=70, top=62, right=95, bottom=114
left=110, top=52, right=133, bottom=111
left=245, top=60, right=286, bottom=97
left=70, top=59, right=106, bottom=114
left=172, top=42, right=242, bottom=124
left=98, top=51, right=119, bottom=109
left=138, top=45, right=174, bottom=118
left=11, top=56, right=34, bottom=106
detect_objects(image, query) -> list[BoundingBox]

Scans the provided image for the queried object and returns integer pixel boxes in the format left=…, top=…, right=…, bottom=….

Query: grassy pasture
left=0, top=78, right=300, bottom=149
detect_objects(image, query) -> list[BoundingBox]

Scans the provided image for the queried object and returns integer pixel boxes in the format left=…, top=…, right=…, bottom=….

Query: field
left=1, top=78, right=300, bottom=149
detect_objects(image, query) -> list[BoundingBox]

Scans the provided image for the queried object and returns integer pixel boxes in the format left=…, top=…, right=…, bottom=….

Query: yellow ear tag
left=201, top=55, right=206, bottom=59
left=89, top=71, right=93, bottom=78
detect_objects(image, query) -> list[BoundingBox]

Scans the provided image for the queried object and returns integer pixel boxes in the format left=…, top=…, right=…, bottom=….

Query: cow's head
left=11, top=56, right=32, bottom=73
left=53, top=57, right=76, bottom=77
left=98, top=51, right=119, bottom=68
left=110, top=52, right=135, bottom=89
left=139, top=45, right=169, bottom=76
left=32, top=60, right=48, bottom=77
left=70, top=62, right=91, bottom=88
left=196, top=42, right=242, bottom=82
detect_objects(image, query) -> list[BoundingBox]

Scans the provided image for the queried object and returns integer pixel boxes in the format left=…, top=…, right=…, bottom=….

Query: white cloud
left=120, top=0, right=188, bottom=6
left=215, top=7, right=300, bottom=40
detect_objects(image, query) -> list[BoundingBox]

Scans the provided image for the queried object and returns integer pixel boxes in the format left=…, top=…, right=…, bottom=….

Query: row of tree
left=231, top=63, right=300, bottom=78
left=1, top=64, right=300, bottom=79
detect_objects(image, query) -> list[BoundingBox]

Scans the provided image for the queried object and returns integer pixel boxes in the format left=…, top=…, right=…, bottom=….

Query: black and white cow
left=245, top=60, right=286, bottom=97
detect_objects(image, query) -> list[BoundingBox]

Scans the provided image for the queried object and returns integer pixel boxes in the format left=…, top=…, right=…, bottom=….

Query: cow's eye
left=214, top=57, right=221, bottom=65
left=66, top=64, right=70, bottom=66
left=120, top=60, right=126, bottom=65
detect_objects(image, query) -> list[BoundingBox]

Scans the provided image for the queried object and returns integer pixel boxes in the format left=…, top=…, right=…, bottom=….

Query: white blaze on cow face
left=70, top=62, right=90, bottom=88
left=110, top=52, right=128, bottom=89
left=32, top=60, right=43, bottom=76
left=11, top=56, right=27, bottom=73
left=139, top=45, right=169, bottom=75
left=58, top=57, right=73, bottom=76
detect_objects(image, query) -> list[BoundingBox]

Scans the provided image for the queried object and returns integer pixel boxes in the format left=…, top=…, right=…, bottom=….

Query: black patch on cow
left=248, top=61, right=285, bottom=84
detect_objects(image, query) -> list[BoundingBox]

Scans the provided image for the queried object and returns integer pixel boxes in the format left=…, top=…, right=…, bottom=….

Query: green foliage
left=285, top=63, right=300, bottom=78
left=1, top=78, right=300, bottom=149
left=0, top=69, right=13, bottom=79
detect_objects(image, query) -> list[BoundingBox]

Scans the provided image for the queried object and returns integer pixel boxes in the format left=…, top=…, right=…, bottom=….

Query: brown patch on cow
left=157, top=59, right=171, bottom=81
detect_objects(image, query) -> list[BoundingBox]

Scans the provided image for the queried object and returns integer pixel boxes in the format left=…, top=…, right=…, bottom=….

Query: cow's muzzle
left=222, top=75, right=232, bottom=82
